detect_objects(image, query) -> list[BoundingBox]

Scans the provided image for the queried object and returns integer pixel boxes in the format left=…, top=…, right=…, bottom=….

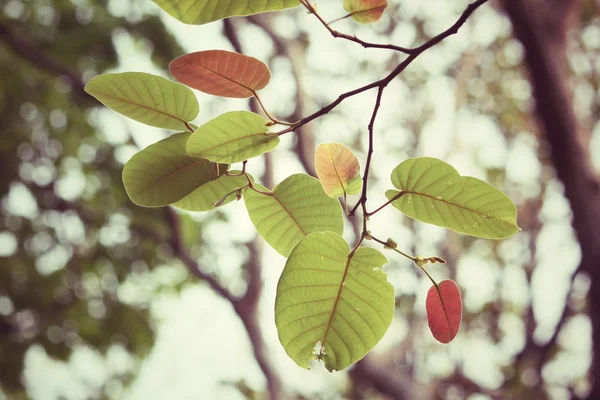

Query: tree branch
left=503, top=0, right=600, bottom=396
left=166, top=209, right=281, bottom=399
left=278, top=0, right=489, bottom=136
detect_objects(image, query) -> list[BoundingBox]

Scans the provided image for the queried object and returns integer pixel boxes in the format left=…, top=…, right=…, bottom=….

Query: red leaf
left=426, top=279, right=462, bottom=343
left=170, top=50, right=271, bottom=98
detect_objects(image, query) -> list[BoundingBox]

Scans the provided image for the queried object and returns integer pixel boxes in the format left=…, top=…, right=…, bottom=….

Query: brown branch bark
left=503, top=0, right=600, bottom=397
left=166, top=209, right=282, bottom=399
left=222, top=18, right=282, bottom=399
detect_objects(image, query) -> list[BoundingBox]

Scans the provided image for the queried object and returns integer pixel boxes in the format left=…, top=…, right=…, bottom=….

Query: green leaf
left=173, top=172, right=251, bottom=212
left=153, top=0, right=300, bottom=25
left=244, top=174, right=343, bottom=257
left=123, top=133, right=227, bottom=207
left=315, top=143, right=362, bottom=198
left=85, top=72, right=199, bottom=130
left=186, top=111, right=279, bottom=163
left=275, top=232, right=394, bottom=371
left=385, top=157, right=519, bottom=238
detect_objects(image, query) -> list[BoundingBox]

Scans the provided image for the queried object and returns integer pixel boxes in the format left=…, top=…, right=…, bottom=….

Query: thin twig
left=278, top=0, right=489, bottom=137
left=349, top=86, right=385, bottom=216
left=300, top=0, right=487, bottom=55
left=367, top=191, right=405, bottom=216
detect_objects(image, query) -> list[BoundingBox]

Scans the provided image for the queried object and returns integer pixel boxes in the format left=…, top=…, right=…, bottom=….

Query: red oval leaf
left=426, top=279, right=462, bottom=343
left=169, top=50, right=271, bottom=98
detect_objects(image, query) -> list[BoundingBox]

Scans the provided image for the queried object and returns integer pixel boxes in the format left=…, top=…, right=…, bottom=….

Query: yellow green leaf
left=173, top=172, right=251, bottom=212
left=85, top=72, right=198, bottom=130
left=275, top=232, right=394, bottom=371
left=123, top=133, right=226, bottom=207
left=186, top=111, right=279, bottom=163
left=244, top=174, right=343, bottom=257
left=153, top=0, right=300, bottom=25
left=385, top=157, right=519, bottom=238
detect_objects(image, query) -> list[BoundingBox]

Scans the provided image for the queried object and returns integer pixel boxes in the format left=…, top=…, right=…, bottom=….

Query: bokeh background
left=1, top=0, right=599, bottom=399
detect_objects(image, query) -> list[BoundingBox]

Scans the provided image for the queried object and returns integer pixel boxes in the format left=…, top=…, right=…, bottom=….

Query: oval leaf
left=426, top=280, right=462, bottom=344
left=385, top=157, right=519, bottom=238
left=275, top=232, right=394, bottom=371
left=315, top=143, right=362, bottom=198
left=85, top=72, right=199, bottom=130
left=244, top=174, right=343, bottom=257
left=343, top=0, right=388, bottom=24
left=186, top=111, right=279, bottom=163
left=170, top=50, right=271, bottom=98
left=153, top=0, right=300, bottom=25
left=123, top=133, right=227, bottom=207
left=173, top=172, right=251, bottom=212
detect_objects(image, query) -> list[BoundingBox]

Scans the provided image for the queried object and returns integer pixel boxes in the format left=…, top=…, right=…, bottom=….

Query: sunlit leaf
left=186, top=111, right=279, bottom=163
left=385, top=157, right=519, bottom=238
left=244, top=174, right=343, bottom=257
left=426, top=280, right=462, bottom=344
left=123, top=133, right=227, bottom=207
left=153, top=0, right=300, bottom=25
left=173, top=172, right=251, bottom=212
left=275, top=232, right=394, bottom=371
left=85, top=72, right=198, bottom=130
left=315, top=143, right=362, bottom=199
left=170, top=50, right=270, bottom=98
left=343, top=0, right=387, bottom=24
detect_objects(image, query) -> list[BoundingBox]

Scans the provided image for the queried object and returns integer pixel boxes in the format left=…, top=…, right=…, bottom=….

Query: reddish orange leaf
left=426, top=279, right=462, bottom=343
left=170, top=50, right=271, bottom=98
left=343, top=0, right=388, bottom=24
left=315, top=143, right=362, bottom=198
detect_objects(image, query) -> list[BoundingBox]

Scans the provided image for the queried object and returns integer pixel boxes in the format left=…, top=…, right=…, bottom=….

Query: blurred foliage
left=0, top=0, right=193, bottom=396
left=0, top=0, right=598, bottom=398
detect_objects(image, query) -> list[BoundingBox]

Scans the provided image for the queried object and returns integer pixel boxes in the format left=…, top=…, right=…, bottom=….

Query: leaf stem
left=184, top=121, right=195, bottom=132
left=253, top=91, right=295, bottom=126
left=418, top=263, right=440, bottom=292
left=370, top=236, right=416, bottom=262
left=367, top=191, right=405, bottom=216
left=212, top=184, right=250, bottom=207
left=246, top=173, right=274, bottom=196
left=225, top=160, right=248, bottom=176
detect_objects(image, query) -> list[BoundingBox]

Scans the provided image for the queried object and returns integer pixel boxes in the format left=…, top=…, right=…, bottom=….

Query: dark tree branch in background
left=0, top=23, right=96, bottom=104
left=2, top=18, right=283, bottom=400
left=222, top=19, right=282, bottom=399
left=166, top=208, right=281, bottom=400
left=503, top=0, right=600, bottom=397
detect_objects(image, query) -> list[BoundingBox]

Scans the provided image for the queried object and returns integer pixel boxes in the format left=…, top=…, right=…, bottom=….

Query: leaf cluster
left=85, top=0, right=517, bottom=371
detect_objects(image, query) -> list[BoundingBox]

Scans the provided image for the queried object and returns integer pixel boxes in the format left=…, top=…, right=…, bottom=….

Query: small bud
left=235, top=189, right=244, bottom=201
left=364, top=231, right=372, bottom=240
left=383, top=238, right=397, bottom=250
left=430, top=256, right=446, bottom=264
left=414, top=256, right=429, bottom=268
